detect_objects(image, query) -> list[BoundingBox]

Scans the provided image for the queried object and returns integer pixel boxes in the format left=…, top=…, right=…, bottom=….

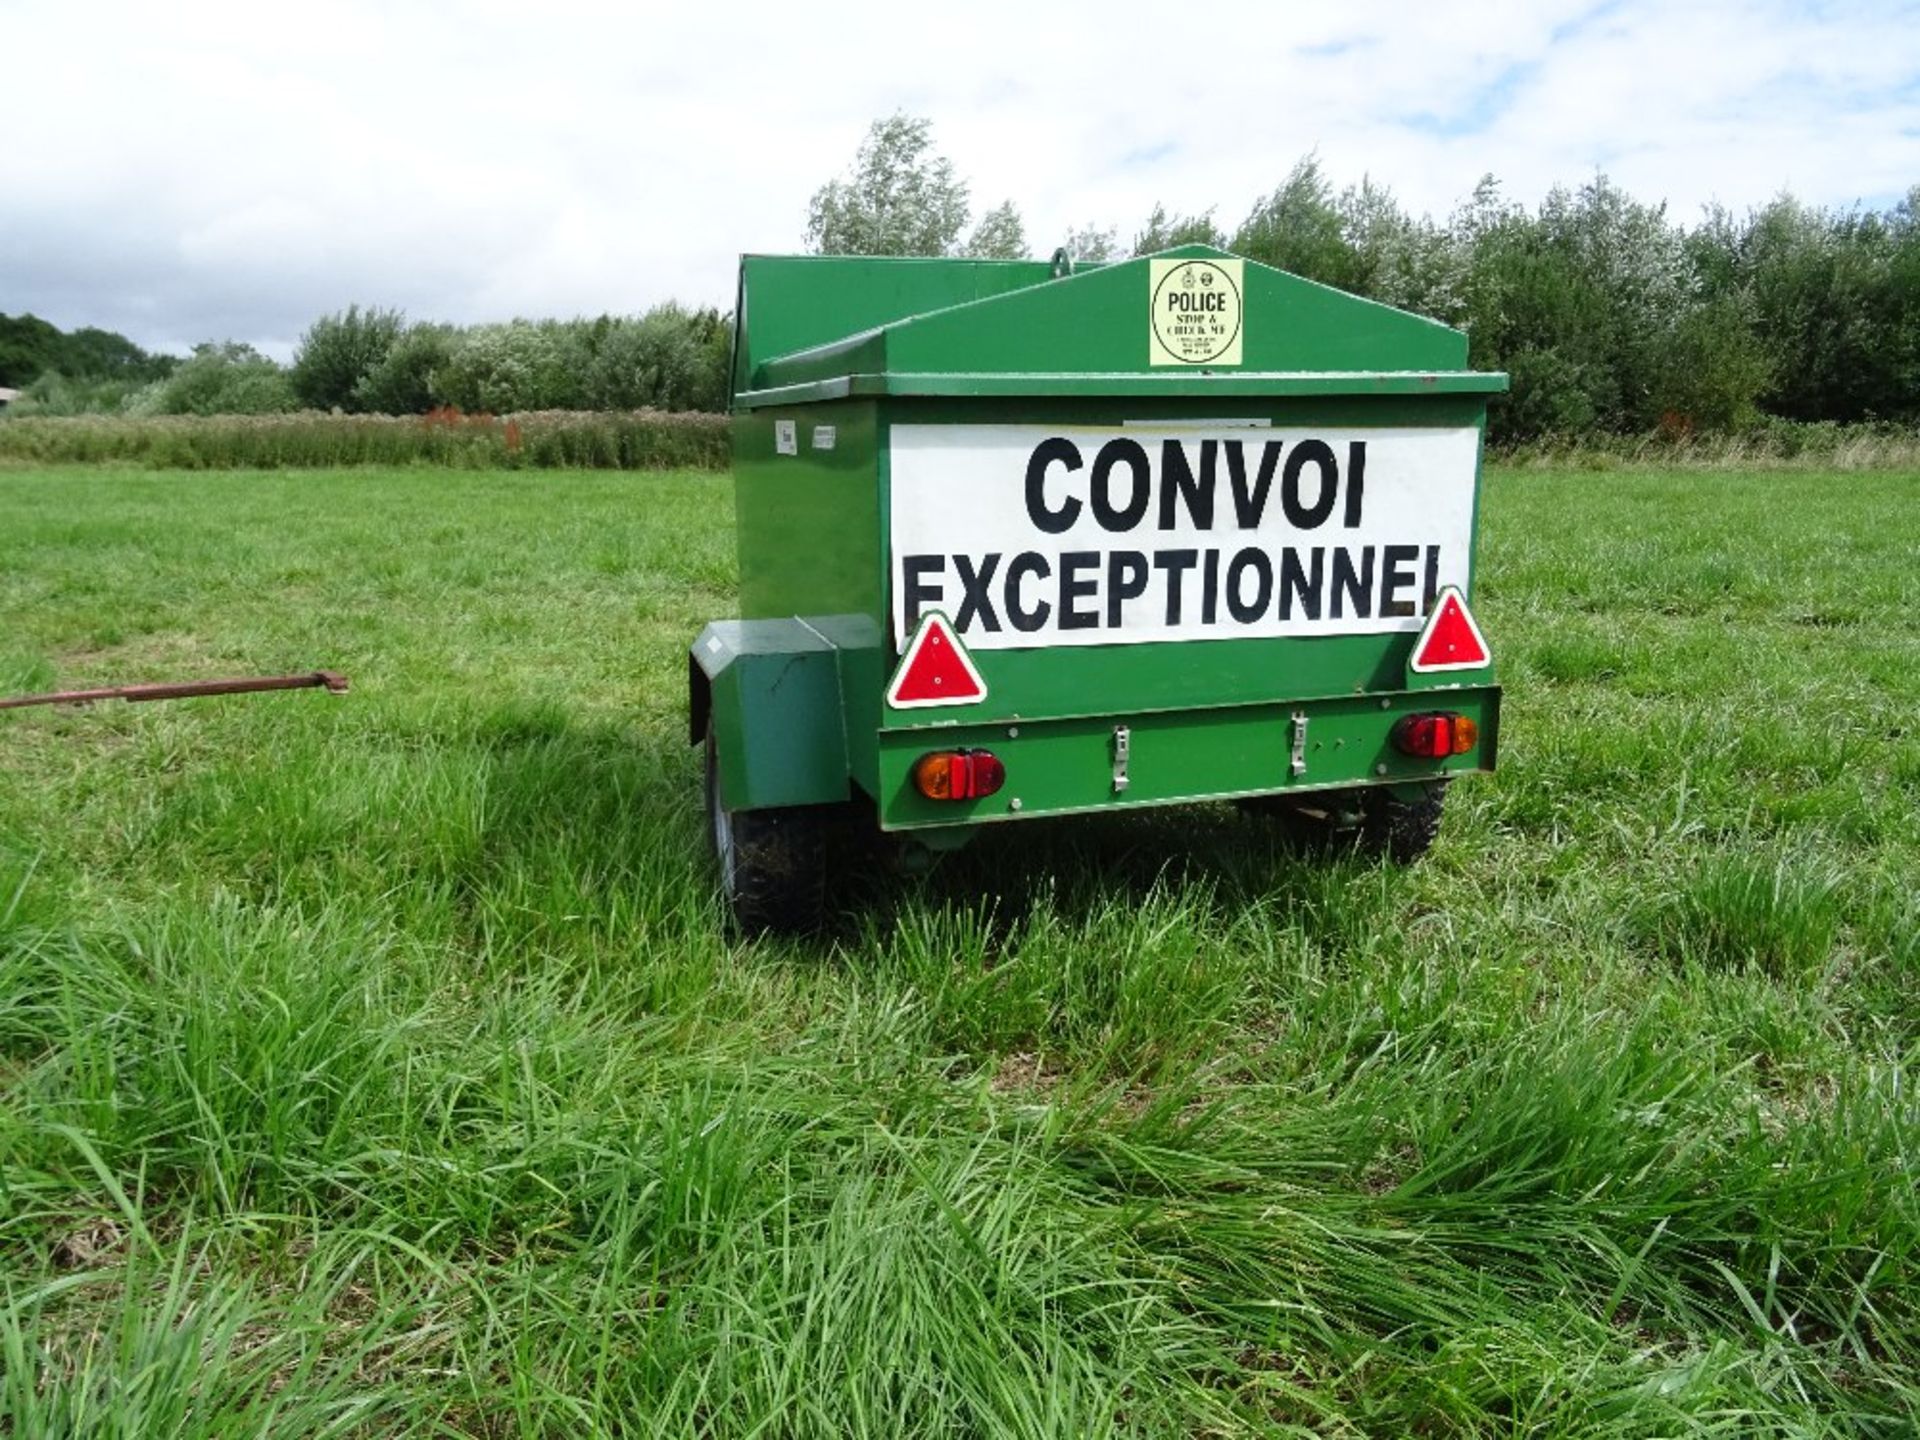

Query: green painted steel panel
left=693, top=620, right=850, bottom=810
left=874, top=686, right=1500, bottom=830
left=732, top=254, right=1060, bottom=401
left=733, top=401, right=883, bottom=623
left=744, top=246, right=1482, bottom=403
left=739, top=371, right=1506, bottom=407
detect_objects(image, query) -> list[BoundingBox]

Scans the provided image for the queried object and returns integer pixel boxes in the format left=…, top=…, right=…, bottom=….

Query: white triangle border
left=1409, top=585, right=1492, bottom=674
left=885, top=610, right=989, bottom=710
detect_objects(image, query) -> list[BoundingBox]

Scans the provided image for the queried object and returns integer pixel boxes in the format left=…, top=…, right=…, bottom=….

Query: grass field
left=1, top=462, right=1915, bottom=1437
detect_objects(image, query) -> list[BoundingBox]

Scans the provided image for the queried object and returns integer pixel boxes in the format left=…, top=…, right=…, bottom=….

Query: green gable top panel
left=734, top=246, right=1497, bottom=408
left=731, top=253, right=1065, bottom=403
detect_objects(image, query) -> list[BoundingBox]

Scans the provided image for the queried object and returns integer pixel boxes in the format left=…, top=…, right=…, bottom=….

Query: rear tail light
left=912, top=749, right=1006, bottom=801
left=1391, top=712, right=1478, bottom=759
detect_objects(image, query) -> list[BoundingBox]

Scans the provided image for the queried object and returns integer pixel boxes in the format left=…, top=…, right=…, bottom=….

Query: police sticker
left=1149, top=258, right=1243, bottom=366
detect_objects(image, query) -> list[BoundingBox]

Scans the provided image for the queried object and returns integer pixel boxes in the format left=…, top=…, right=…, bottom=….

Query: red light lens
left=967, top=752, right=1006, bottom=797
left=1392, top=713, right=1477, bottom=760
left=912, top=749, right=1005, bottom=801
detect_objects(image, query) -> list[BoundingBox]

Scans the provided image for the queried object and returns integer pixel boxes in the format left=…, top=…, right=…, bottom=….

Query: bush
left=291, top=306, right=406, bottom=411
left=431, top=322, right=580, bottom=413
left=1494, top=348, right=1601, bottom=443
left=581, top=307, right=717, bottom=412
left=2, top=371, right=156, bottom=418
left=0, top=410, right=730, bottom=471
left=1643, top=295, right=1773, bottom=433
left=158, top=343, right=297, bottom=416
left=353, top=324, right=455, bottom=415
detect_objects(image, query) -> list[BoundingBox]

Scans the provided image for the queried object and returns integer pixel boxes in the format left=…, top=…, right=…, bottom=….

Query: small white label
left=774, top=420, right=798, bottom=456
left=811, top=425, right=837, bottom=451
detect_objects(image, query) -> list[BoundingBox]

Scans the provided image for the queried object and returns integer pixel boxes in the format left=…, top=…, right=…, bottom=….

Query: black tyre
left=703, top=720, right=842, bottom=935
left=1356, top=781, right=1446, bottom=863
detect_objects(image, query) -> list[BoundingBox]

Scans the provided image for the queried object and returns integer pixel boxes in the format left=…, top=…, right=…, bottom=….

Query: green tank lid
left=732, top=245, right=1505, bottom=408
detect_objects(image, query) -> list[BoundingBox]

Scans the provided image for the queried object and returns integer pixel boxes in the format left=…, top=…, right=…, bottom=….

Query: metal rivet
left=1009, top=797, right=1023, bottom=811
left=1374, top=763, right=1389, bottom=776
left=1379, top=697, right=1391, bottom=709
left=1007, top=725, right=1019, bottom=738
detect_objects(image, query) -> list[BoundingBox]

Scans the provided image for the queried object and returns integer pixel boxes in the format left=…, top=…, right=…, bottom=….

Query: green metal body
left=692, top=247, right=1507, bottom=834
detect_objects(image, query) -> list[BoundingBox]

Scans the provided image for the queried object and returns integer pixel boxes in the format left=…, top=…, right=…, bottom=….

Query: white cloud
left=2, top=0, right=1915, bottom=357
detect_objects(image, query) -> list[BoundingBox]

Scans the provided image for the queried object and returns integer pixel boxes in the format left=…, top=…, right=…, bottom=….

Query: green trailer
left=691, top=245, right=1507, bottom=931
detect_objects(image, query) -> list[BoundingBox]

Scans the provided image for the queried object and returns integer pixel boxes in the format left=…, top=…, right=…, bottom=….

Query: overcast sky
left=4, top=0, right=1917, bottom=360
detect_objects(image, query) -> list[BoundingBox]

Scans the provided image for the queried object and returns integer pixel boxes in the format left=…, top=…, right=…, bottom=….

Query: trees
left=291, top=306, right=406, bottom=411
left=806, top=113, right=1028, bottom=260
left=353, top=324, right=455, bottom=415
left=0, top=314, right=173, bottom=389
left=578, top=305, right=731, bottom=412
left=1232, top=157, right=1350, bottom=285
left=962, top=201, right=1029, bottom=260
left=1061, top=224, right=1119, bottom=262
left=1131, top=204, right=1226, bottom=256
left=157, top=342, right=296, bottom=416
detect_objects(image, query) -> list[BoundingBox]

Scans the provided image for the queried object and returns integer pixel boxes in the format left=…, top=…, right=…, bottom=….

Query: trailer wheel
left=1356, top=781, right=1447, bottom=863
left=703, top=720, right=835, bottom=935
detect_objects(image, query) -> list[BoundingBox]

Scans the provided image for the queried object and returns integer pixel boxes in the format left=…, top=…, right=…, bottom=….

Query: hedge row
left=5, top=407, right=1914, bottom=475
left=0, top=409, right=731, bottom=471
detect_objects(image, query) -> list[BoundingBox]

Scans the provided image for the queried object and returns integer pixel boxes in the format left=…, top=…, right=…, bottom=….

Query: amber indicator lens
left=1392, top=713, right=1477, bottom=759
left=912, top=750, right=1006, bottom=801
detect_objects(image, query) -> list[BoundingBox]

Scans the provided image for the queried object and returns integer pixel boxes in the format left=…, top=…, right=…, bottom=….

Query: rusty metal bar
left=0, top=670, right=349, bottom=711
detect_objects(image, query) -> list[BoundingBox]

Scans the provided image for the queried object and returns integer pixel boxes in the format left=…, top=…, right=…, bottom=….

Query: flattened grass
left=1, top=463, right=1916, bottom=1436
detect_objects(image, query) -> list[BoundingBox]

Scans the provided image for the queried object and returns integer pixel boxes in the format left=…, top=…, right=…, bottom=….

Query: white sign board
left=889, top=424, right=1481, bottom=650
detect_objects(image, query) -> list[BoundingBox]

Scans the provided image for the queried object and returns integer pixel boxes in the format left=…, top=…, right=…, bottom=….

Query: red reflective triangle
left=887, top=612, right=987, bottom=709
left=1410, top=587, right=1491, bottom=673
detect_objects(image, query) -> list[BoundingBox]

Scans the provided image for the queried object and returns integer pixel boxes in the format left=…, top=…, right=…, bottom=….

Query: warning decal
left=889, top=424, right=1482, bottom=651
left=1149, top=258, right=1243, bottom=366
left=1409, top=587, right=1491, bottom=673
left=886, top=611, right=987, bottom=709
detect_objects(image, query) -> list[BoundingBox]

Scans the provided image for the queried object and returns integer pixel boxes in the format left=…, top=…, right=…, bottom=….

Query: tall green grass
left=0, top=464, right=1915, bottom=1435
left=0, top=410, right=729, bottom=471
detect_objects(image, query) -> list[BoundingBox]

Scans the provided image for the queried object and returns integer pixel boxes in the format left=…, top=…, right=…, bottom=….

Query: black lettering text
left=1154, top=548, right=1198, bottom=625
left=1281, top=439, right=1338, bottom=530
left=1107, top=551, right=1149, bottom=626
left=1059, top=551, right=1100, bottom=630
left=903, top=554, right=944, bottom=629
left=1226, top=548, right=1273, bottom=623
left=1024, top=438, right=1082, bottom=534
left=1331, top=546, right=1374, bottom=619
left=953, top=552, right=1001, bottom=633
left=1005, top=551, right=1051, bottom=632
left=1343, top=441, right=1366, bottom=528
left=1090, top=439, right=1151, bottom=532
left=1227, top=440, right=1281, bottom=528
left=1158, top=440, right=1217, bottom=531
left=1382, top=544, right=1420, bottom=615
left=1278, top=547, right=1324, bottom=621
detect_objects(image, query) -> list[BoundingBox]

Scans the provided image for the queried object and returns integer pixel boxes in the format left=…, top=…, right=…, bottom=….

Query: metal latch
left=1111, top=725, right=1131, bottom=793
left=1289, top=711, right=1309, bottom=776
